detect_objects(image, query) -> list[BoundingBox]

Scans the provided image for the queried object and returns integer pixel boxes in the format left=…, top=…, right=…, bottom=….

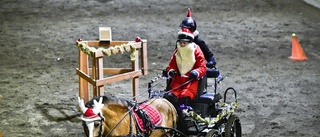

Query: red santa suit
left=167, top=41, right=206, bottom=100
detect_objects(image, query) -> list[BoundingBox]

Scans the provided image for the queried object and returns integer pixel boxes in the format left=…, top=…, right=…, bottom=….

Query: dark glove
left=206, top=56, right=216, bottom=68
left=162, top=69, right=168, bottom=77
left=168, top=70, right=177, bottom=78
left=188, top=70, right=199, bottom=80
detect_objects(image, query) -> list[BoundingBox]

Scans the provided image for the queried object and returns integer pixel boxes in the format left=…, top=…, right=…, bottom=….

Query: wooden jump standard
left=76, top=39, right=148, bottom=103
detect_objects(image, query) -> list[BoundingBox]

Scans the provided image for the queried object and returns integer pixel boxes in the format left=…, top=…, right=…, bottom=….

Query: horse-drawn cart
left=78, top=68, right=242, bottom=137
left=148, top=68, right=242, bottom=137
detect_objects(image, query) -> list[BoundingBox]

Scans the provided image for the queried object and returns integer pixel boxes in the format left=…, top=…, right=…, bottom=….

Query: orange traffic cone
left=289, top=33, right=307, bottom=61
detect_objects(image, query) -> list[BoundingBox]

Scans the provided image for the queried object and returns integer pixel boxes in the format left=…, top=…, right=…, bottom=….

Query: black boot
left=180, top=97, right=191, bottom=106
left=163, top=92, right=178, bottom=104
left=163, top=93, right=188, bottom=136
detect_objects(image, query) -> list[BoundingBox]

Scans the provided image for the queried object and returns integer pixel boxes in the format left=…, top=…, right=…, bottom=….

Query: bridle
left=97, top=113, right=105, bottom=137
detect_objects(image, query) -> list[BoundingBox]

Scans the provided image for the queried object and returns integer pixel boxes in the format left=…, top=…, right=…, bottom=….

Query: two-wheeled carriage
left=148, top=68, right=242, bottom=137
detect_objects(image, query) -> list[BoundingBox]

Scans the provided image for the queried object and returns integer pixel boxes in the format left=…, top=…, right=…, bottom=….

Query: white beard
left=175, top=42, right=196, bottom=75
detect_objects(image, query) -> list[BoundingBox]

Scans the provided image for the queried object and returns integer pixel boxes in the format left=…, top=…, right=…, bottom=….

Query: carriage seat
left=206, top=68, right=220, bottom=78
left=192, top=68, right=222, bottom=103
left=190, top=69, right=222, bottom=117
left=197, top=93, right=222, bottom=104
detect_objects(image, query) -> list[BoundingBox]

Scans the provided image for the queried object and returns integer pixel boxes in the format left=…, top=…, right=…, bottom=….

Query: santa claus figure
left=166, top=28, right=207, bottom=104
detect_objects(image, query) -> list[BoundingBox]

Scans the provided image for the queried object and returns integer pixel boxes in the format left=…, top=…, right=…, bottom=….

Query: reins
left=129, top=73, right=195, bottom=100
left=166, top=79, right=194, bottom=92
left=131, top=75, right=167, bottom=100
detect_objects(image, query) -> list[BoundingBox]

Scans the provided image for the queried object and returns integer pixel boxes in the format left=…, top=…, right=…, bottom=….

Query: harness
left=100, top=101, right=164, bottom=137
left=97, top=113, right=105, bottom=137
left=130, top=101, right=155, bottom=136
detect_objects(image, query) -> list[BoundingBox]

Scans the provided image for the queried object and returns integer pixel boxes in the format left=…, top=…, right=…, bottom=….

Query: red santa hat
left=186, top=8, right=192, bottom=18
left=178, top=28, right=194, bottom=42
left=81, top=107, right=101, bottom=121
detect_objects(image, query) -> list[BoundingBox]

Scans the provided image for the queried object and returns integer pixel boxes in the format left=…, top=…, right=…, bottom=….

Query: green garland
left=77, top=42, right=137, bottom=61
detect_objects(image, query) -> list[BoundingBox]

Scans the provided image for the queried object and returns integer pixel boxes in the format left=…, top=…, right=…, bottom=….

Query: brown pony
left=78, top=95, right=177, bottom=137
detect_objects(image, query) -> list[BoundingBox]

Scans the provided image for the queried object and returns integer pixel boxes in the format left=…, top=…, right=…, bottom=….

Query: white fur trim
left=178, top=30, right=194, bottom=39
left=193, top=30, right=199, bottom=37
left=81, top=115, right=101, bottom=121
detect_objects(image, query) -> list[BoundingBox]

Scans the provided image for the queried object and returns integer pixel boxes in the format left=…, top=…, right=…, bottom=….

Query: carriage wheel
left=82, top=121, right=89, bottom=137
left=224, top=114, right=242, bottom=137
left=205, top=129, right=221, bottom=137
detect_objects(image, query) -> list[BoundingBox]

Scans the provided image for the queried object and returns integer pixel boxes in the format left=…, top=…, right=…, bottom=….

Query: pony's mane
left=85, top=95, right=129, bottom=108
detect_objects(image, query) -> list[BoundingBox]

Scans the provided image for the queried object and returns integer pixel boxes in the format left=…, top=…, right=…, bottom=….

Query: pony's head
left=78, top=96, right=105, bottom=137
left=78, top=96, right=177, bottom=137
